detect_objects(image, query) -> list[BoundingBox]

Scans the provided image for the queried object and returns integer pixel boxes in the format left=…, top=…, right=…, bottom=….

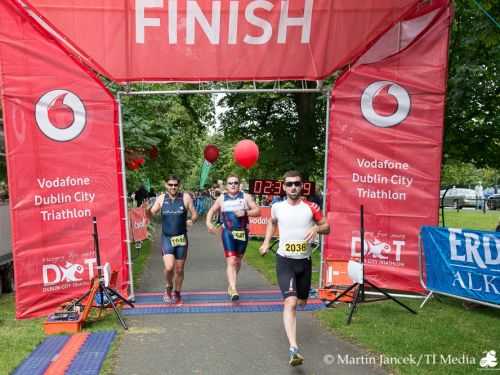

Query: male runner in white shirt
left=259, top=170, right=330, bottom=366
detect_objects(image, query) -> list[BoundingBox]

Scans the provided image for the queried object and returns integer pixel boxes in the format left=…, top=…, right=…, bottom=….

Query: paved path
left=114, top=223, right=387, bottom=375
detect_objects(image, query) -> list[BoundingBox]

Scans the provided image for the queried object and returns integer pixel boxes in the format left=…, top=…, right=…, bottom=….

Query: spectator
left=474, top=182, right=484, bottom=210
left=134, top=184, right=149, bottom=207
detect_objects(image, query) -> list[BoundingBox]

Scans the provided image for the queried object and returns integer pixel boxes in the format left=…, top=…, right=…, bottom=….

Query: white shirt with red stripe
left=271, top=199, right=323, bottom=259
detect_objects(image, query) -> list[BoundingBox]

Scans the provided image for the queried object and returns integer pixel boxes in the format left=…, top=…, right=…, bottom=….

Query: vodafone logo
left=35, top=90, right=86, bottom=141
left=361, top=81, right=411, bottom=128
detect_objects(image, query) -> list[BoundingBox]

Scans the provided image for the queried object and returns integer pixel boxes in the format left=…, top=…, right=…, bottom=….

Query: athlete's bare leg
left=174, top=259, right=186, bottom=291
left=283, top=296, right=299, bottom=348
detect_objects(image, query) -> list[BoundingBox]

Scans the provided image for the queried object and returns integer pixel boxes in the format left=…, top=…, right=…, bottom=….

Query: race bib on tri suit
left=170, top=234, right=186, bottom=247
left=232, top=230, right=246, bottom=242
left=283, top=240, right=307, bottom=255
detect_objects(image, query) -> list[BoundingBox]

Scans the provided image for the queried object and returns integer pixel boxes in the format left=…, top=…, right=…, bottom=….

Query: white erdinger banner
left=324, top=1, right=452, bottom=293
left=0, top=1, right=128, bottom=318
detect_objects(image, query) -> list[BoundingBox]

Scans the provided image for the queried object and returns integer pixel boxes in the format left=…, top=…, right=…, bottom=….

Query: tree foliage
left=213, top=82, right=327, bottom=183
left=444, top=0, right=499, bottom=167
left=116, top=84, right=214, bottom=193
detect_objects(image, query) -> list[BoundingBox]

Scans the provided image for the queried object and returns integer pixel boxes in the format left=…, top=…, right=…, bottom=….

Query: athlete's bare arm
left=184, top=193, right=198, bottom=225
left=244, top=193, right=260, bottom=217
left=206, top=196, right=222, bottom=234
left=304, top=217, right=330, bottom=242
left=259, top=217, right=278, bottom=256
left=148, top=193, right=165, bottom=217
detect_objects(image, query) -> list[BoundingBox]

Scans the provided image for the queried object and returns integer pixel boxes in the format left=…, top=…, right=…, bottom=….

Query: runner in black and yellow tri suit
left=148, top=175, right=197, bottom=304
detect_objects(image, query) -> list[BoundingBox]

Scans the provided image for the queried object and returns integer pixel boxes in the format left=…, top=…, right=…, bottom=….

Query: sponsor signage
left=421, top=226, right=500, bottom=305
left=0, top=1, right=127, bottom=318
left=24, top=0, right=420, bottom=81
left=323, top=2, right=451, bottom=292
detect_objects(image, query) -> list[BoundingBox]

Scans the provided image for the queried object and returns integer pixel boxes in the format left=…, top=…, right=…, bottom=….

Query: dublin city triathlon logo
left=35, top=89, right=87, bottom=141
left=361, top=81, right=411, bottom=128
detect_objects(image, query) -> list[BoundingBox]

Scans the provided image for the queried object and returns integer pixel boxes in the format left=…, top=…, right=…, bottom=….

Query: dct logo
left=351, top=233, right=405, bottom=263
left=35, top=89, right=86, bottom=141
left=361, top=81, right=411, bottom=128
left=42, top=258, right=97, bottom=286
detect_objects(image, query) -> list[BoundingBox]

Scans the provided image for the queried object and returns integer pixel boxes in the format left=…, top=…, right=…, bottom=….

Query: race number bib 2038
left=232, top=230, right=246, bottom=242
left=284, top=240, right=307, bottom=254
left=170, top=234, right=186, bottom=247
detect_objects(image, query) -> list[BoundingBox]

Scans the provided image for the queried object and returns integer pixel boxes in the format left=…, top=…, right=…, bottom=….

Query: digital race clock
left=249, top=179, right=315, bottom=196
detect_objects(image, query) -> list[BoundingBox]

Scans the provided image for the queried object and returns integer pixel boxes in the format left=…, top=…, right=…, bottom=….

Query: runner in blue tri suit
left=149, top=175, right=197, bottom=304
left=206, top=174, right=260, bottom=301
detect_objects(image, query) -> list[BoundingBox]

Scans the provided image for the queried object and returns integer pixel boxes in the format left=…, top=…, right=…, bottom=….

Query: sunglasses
left=227, top=181, right=240, bottom=186
left=284, top=181, right=302, bottom=187
left=167, top=183, right=178, bottom=187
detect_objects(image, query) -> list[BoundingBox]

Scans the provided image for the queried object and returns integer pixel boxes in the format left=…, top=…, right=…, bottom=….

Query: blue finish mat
left=12, top=335, right=69, bottom=375
left=134, top=292, right=284, bottom=304
left=123, top=303, right=325, bottom=316
left=65, top=331, right=116, bottom=375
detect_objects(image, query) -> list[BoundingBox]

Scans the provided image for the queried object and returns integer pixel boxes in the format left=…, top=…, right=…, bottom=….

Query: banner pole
left=117, top=93, right=135, bottom=301
left=319, top=88, right=332, bottom=289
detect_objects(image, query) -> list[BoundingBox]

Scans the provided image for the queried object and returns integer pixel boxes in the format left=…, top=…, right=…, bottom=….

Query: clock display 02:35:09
left=249, top=179, right=314, bottom=196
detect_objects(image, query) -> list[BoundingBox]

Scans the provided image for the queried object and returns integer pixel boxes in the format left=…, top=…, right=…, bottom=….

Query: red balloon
left=149, top=146, right=159, bottom=160
left=234, top=140, right=259, bottom=169
left=204, top=144, right=220, bottom=163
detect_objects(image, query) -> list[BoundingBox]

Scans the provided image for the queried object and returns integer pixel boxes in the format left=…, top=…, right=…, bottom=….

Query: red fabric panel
left=323, top=3, right=452, bottom=293
left=0, top=1, right=127, bottom=318
left=129, top=207, right=149, bottom=241
left=24, top=0, right=419, bottom=81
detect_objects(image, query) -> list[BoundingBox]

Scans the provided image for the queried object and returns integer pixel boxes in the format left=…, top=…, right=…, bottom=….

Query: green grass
left=0, top=239, right=151, bottom=375
left=244, top=211, right=500, bottom=375
left=439, top=208, right=499, bottom=231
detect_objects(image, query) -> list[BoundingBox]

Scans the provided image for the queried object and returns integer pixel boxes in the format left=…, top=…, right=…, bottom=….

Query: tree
left=115, top=84, right=214, bottom=193
left=444, top=0, right=500, bottom=168
left=216, top=82, right=327, bottom=183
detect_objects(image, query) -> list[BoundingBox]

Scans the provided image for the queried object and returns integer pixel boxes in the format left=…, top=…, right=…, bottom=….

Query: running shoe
left=228, top=287, right=239, bottom=301
left=163, top=286, right=173, bottom=304
left=173, top=291, right=182, bottom=305
left=288, top=347, right=304, bottom=367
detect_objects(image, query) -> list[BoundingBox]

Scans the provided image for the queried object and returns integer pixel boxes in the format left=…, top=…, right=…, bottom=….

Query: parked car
left=440, top=188, right=477, bottom=209
left=487, top=194, right=500, bottom=210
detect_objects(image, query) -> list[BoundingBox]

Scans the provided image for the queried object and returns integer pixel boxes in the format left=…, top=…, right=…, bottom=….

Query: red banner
left=129, top=208, right=149, bottom=241
left=0, top=1, right=127, bottom=318
left=248, top=206, right=278, bottom=238
left=324, top=2, right=451, bottom=293
left=24, top=0, right=419, bottom=82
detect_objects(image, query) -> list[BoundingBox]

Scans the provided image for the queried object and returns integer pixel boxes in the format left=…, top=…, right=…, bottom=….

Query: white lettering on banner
left=135, top=0, right=313, bottom=45
left=73, top=191, right=95, bottom=203
left=34, top=193, right=72, bottom=206
left=133, top=218, right=147, bottom=229
left=452, top=271, right=500, bottom=295
left=351, top=235, right=405, bottom=263
left=136, top=0, right=162, bottom=44
left=449, top=228, right=500, bottom=269
left=40, top=208, right=91, bottom=221
left=357, top=187, right=407, bottom=201
left=37, top=176, right=91, bottom=189
left=356, top=158, right=410, bottom=170
left=42, top=258, right=103, bottom=287
left=249, top=216, right=269, bottom=225
left=352, top=173, right=413, bottom=188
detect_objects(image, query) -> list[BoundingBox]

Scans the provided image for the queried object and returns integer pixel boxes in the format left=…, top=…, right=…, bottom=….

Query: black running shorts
left=276, top=254, right=312, bottom=300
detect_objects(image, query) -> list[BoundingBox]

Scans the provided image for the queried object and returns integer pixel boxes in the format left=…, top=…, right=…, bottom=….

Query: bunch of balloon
left=200, top=144, right=219, bottom=189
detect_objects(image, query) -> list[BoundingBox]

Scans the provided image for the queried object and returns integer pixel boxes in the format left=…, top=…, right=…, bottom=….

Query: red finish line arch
left=0, top=0, right=451, bottom=318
